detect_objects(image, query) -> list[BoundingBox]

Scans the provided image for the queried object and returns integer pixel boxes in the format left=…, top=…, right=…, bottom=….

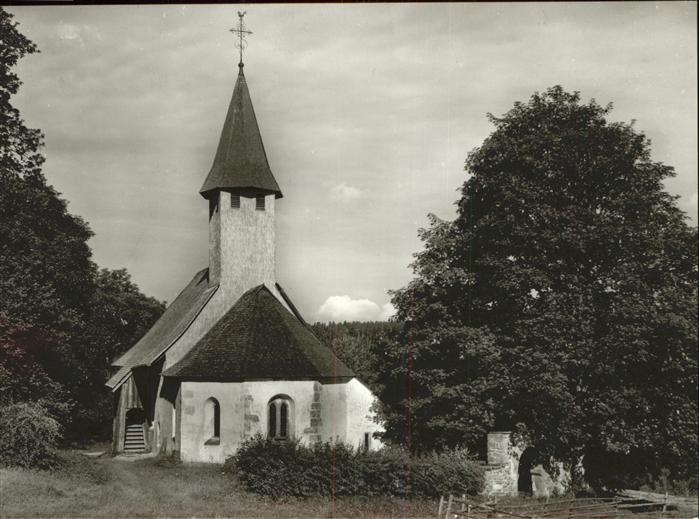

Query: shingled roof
left=111, top=268, right=218, bottom=372
left=163, top=285, right=354, bottom=381
left=199, top=66, right=282, bottom=199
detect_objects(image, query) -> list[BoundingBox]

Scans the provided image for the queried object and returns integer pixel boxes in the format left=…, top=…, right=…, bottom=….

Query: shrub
left=0, top=402, right=62, bottom=469
left=410, top=448, right=484, bottom=497
left=228, top=435, right=484, bottom=499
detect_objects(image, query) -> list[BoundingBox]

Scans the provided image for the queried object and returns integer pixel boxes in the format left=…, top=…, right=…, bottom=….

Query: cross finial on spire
left=230, top=11, right=252, bottom=70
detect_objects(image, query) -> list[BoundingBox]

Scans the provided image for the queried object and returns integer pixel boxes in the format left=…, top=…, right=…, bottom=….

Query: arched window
left=204, top=397, right=220, bottom=445
left=268, top=396, right=293, bottom=439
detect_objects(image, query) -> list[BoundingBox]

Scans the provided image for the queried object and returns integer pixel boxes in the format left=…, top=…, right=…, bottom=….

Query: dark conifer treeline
left=310, top=321, right=398, bottom=392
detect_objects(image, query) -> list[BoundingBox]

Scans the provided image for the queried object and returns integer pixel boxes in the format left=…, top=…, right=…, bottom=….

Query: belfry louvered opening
left=256, top=195, right=265, bottom=211
left=231, top=194, right=240, bottom=209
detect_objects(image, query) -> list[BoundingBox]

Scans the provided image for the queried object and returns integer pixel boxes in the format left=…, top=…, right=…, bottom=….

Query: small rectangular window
left=256, top=196, right=265, bottom=211
left=231, top=194, right=240, bottom=209
left=364, top=432, right=371, bottom=451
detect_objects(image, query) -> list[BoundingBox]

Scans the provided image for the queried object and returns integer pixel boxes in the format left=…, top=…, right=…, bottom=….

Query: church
left=106, top=24, right=383, bottom=463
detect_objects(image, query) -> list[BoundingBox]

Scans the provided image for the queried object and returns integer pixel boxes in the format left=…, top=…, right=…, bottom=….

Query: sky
left=8, top=3, right=698, bottom=322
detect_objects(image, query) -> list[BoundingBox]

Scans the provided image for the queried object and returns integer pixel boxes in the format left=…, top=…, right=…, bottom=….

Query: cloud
left=317, top=295, right=395, bottom=322
left=676, top=192, right=698, bottom=223
left=56, top=23, right=82, bottom=42
left=379, top=302, right=396, bottom=320
left=330, top=183, right=364, bottom=201
left=55, top=22, right=102, bottom=45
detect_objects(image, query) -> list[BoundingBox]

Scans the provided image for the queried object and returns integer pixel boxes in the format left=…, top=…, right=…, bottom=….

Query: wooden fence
left=621, top=490, right=698, bottom=516
left=437, top=494, right=690, bottom=519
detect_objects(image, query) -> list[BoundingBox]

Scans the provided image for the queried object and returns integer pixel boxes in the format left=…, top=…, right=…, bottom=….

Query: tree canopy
left=1, top=8, right=96, bottom=327
left=377, top=86, right=698, bottom=487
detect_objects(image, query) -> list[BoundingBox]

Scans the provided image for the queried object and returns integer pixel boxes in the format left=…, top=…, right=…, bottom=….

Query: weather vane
left=230, top=11, right=252, bottom=67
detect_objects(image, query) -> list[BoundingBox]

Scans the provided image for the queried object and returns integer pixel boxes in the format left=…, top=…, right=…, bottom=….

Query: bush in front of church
left=226, top=434, right=484, bottom=498
left=407, top=447, right=484, bottom=498
left=0, top=402, right=62, bottom=469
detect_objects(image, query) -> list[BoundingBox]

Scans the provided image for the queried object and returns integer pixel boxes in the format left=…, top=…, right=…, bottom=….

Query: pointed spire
left=199, top=17, right=282, bottom=199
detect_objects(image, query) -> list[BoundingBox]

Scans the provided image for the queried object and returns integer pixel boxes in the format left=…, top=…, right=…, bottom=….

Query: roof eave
left=199, top=185, right=283, bottom=200
left=165, top=374, right=355, bottom=384
left=106, top=270, right=218, bottom=376
left=143, top=284, right=219, bottom=367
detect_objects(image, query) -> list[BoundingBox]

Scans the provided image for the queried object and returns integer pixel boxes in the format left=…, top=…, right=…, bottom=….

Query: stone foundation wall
left=303, top=382, right=322, bottom=443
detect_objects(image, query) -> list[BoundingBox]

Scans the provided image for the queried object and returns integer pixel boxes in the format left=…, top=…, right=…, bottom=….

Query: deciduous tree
left=0, top=9, right=94, bottom=435
left=70, top=269, right=164, bottom=438
left=0, top=7, right=95, bottom=329
left=380, top=86, right=698, bottom=486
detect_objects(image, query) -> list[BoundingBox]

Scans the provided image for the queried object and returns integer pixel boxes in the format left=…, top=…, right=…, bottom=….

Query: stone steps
left=123, top=424, right=146, bottom=453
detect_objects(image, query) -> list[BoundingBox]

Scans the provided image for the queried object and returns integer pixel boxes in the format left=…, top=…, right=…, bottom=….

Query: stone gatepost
left=487, top=431, right=513, bottom=465
left=483, top=431, right=520, bottom=497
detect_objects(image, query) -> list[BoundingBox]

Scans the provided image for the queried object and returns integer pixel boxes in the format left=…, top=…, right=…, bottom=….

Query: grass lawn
left=0, top=450, right=437, bottom=518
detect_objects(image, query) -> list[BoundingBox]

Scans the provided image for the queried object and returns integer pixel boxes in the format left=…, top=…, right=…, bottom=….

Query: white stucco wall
left=319, top=379, right=383, bottom=449
left=217, top=192, right=276, bottom=303
left=344, top=378, right=383, bottom=451
left=153, top=396, right=176, bottom=454
left=179, top=381, right=245, bottom=463
left=319, top=382, right=347, bottom=444
left=179, top=380, right=317, bottom=463
left=177, top=378, right=383, bottom=463
left=242, top=380, right=317, bottom=447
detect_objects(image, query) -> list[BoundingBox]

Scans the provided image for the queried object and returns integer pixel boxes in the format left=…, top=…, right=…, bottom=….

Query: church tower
left=199, top=46, right=282, bottom=303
